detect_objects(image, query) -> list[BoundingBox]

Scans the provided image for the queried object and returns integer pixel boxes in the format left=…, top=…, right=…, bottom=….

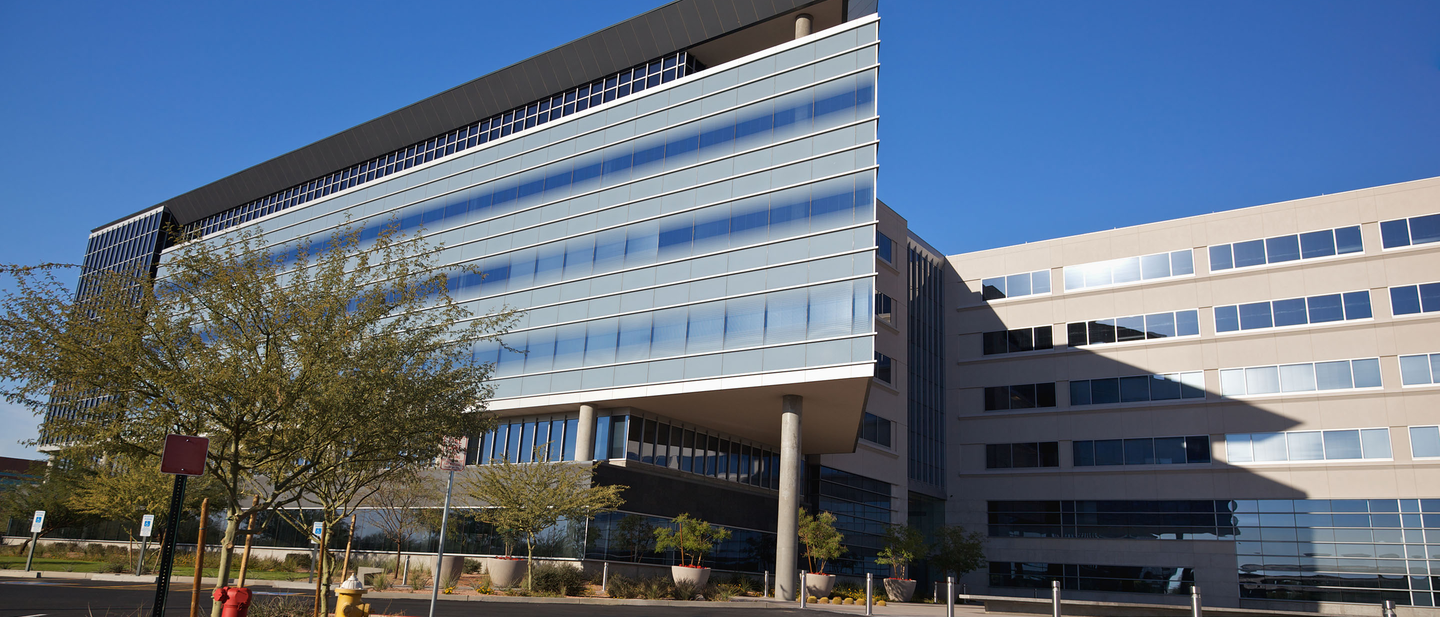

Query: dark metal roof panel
left=127, top=0, right=855, bottom=230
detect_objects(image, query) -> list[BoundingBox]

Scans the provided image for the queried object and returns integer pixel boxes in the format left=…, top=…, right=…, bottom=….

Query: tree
left=875, top=525, right=927, bottom=580
left=0, top=223, right=513, bottom=615
left=461, top=458, right=625, bottom=590
left=929, top=525, right=985, bottom=580
left=67, top=453, right=221, bottom=560
left=614, top=514, right=654, bottom=562
left=797, top=507, right=844, bottom=575
left=368, top=470, right=442, bottom=572
left=652, top=513, right=731, bottom=568
left=0, top=459, right=97, bottom=553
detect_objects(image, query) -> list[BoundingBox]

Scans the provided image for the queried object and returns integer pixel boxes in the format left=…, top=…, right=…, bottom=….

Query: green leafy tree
left=929, top=525, right=986, bottom=580
left=0, top=223, right=513, bottom=616
left=653, top=513, right=732, bottom=568
left=67, top=452, right=222, bottom=562
left=0, top=459, right=97, bottom=553
left=368, top=469, right=442, bottom=572
left=875, top=525, right=927, bottom=580
left=462, top=458, right=625, bottom=590
left=797, top=507, right=844, bottom=574
left=615, top=514, right=654, bottom=562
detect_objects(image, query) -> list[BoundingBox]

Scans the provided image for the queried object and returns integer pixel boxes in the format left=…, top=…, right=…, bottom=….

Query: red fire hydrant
left=213, top=587, right=252, bottom=617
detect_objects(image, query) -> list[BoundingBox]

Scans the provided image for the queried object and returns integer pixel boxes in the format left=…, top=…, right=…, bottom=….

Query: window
left=1067, top=310, right=1198, bottom=346
left=983, top=383, right=1057, bottom=411
left=986, top=442, right=1060, bottom=468
left=1380, top=212, right=1440, bottom=249
left=1214, top=291, right=1372, bottom=333
left=1226, top=429, right=1392, bottom=462
left=982, top=325, right=1053, bottom=355
left=860, top=413, right=892, bottom=447
left=990, top=562, right=1194, bottom=595
left=1073, top=435, right=1210, bottom=466
left=1410, top=426, right=1440, bottom=458
left=1208, top=226, right=1362, bottom=272
left=1069, top=371, right=1204, bottom=406
left=982, top=269, right=1051, bottom=301
left=874, top=352, right=893, bottom=383
left=1398, top=353, right=1440, bottom=386
left=874, top=292, right=895, bottom=326
left=1219, top=359, right=1381, bottom=396
left=1389, top=282, right=1440, bottom=316
left=876, top=230, right=895, bottom=264
left=1063, top=250, right=1194, bottom=292
left=988, top=500, right=1235, bottom=541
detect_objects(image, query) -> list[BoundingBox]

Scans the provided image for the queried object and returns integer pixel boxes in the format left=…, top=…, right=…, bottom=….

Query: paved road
left=0, top=577, right=813, bottom=617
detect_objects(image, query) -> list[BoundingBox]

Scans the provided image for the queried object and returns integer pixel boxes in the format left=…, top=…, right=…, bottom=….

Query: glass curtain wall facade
left=177, top=18, right=883, bottom=404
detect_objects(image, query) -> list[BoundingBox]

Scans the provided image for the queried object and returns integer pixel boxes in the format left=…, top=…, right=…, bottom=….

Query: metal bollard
left=602, top=562, right=609, bottom=593
left=934, top=581, right=939, bottom=603
left=1051, top=580, right=1061, bottom=617
left=800, top=570, right=808, bottom=607
left=1191, top=585, right=1202, bottom=617
left=765, top=570, right=770, bottom=599
left=947, top=576, right=955, bottom=617
left=1383, top=600, right=1398, bottom=617
left=865, top=573, right=874, bottom=616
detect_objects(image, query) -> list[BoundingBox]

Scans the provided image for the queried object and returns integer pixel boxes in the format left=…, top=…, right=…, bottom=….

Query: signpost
left=23, top=510, right=44, bottom=571
left=136, top=514, right=155, bottom=575
left=308, top=521, right=323, bottom=584
left=428, top=437, right=466, bottom=617
left=152, top=434, right=209, bottom=617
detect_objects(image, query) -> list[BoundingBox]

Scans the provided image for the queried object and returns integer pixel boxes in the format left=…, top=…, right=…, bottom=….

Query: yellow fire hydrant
left=334, top=575, right=371, bottom=617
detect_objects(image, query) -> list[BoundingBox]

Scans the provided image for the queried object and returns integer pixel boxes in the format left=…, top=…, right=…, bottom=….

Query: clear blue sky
left=2, top=1, right=1438, bottom=457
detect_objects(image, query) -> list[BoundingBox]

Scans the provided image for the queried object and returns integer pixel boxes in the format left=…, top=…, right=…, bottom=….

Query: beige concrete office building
left=944, top=176, right=1440, bottom=613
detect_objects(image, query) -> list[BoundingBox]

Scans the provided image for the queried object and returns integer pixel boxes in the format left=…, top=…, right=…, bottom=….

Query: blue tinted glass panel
left=1399, top=355, right=1433, bottom=386
left=1272, top=298, right=1308, bottom=327
left=1175, top=310, right=1199, bottom=337
left=1209, top=245, right=1233, bottom=271
left=982, top=277, right=1005, bottom=300
left=1409, top=213, right=1440, bottom=245
left=1091, top=378, right=1120, bottom=404
left=1239, top=302, right=1273, bottom=330
left=1391, top=286, right=1422, bottom=315
left=1314, top=361, right=1354, bottom=390
left=1124, top=438, right=1155, bottom=465
left=1141, top=253, right=1170, bottom=280
left=1006, top=273, right=1031, bottom=297
left=1351, top=358, right=1382, bottom=388
left=1360, top=428, right=1391, bottom=459
left=1335, top=225, right=1363, bottom=254
left=1032, top=270, right=1051, bottom=294
left=1215, top=305, right=1240, bottom=333
left=1307, top=294, right=1345, bottom=323
left=1381, top=219, right=1411, bottom=249
left=1266, top=235, right=1300, bottom=263
left=1342, top=291, right=1372, bottom=320
left=1094, top=440, right=1124, bottom=465
left=1070, top=380, right=1092, bottom=406
left=1145, top=312, right=1176, bottom=338
left=1119, top=376, right=1150, bottom=402
left=1233, top=240, right=1267, bottom=268
left=1171, top=250, right=1194, bottom=275
left=1299, top=229, right=1336, bottom=259
left=1323, top=430, right=1363, bottom=459
left=1420, top=282, right=1440, bottom=312
left=1410, top=426, right=1440, bottom=458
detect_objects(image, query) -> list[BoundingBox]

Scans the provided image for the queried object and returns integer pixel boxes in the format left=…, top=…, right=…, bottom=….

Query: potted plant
left=798, top=508, right=845, bottom=598
left=875, top=525, right=926, bottom=602
left=483, top=527, right=526, bottom=589
left=654, top=513, right=732, bottom=588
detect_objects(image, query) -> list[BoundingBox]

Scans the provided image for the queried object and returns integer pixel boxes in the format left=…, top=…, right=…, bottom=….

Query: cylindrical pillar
left=1191, top=586, right=1201, bottom=617
left=865, top=573, right=873, bottom=616
left=1051, top=580, right=1061, bottom=617
left=575, top=404, right=597, bottom=461
left=775, top=395, right=803, bottom=601
left=800, top=570, right=808, bottom=606
left=947, top=576, right=955, bottom=617
left=795, top=13, right=813, bottom=39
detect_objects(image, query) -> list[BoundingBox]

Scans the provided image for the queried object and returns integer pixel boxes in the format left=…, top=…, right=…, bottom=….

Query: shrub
left=528, top=563, right=589, bottom=596
left=463, top=558, right=482, bottom=574
left=605, top=573, right=640, bottom=599
left=640, top=575, right=676, bottom=600
left=283, top=553, right=311, bottom=570
left=370, top=572, right=390, bottom=591
left=706, top=583, right=739, bottom=602
left=247, top=595, right=311, bottom=617
left=673, top=580, right=703, bottom=601
left=833, top=583, right=865, bottom=601
left=99, top=561, right=130, bottom=573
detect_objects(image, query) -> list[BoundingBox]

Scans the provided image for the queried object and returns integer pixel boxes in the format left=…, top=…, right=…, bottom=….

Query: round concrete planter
left=436, top=555, right=464, bottom=587
left=671, top=565, right=711, bottom=588
left=883, top=578, right=916, bottom=602
left=804, top=573, right=837, bottom=598
left=485, top=557, right=527, bottom=589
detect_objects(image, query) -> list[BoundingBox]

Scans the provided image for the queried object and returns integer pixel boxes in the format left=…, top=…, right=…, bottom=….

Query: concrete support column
left=776, top=394, right=803, bottom=601
left=794, top=13, right=813, bottom=39
left=575, top=404, right=596, bottom=461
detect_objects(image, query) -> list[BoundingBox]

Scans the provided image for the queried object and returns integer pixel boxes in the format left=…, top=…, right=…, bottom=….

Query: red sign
left=160, top=434, right=209, bottom=476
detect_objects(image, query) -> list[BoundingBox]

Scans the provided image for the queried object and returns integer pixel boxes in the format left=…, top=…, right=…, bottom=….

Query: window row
left=416, top=175, right=874, bottom=300
left=981, top=325, right=1053, bottom=355
left=985, top=442, right=1060, bottom=469
left=1209, top=225, right=1362, bottom=272
left=474, top=280, right=872, bottom=376
left=859, top=412, right=892, bottom=447
left=874, top=352, right=893, bottom=384
left=1066, top=310, right=1199, bottom=346
left=989, top=562, right=1194, bottom=596
left=1227, top=429, right=1392, bottom=463
left=1069, top=372, right=1205, bottom=406
left=1215, top=291, right=1372, bottom=333
left=187, top=52, right=700, bottom=240
left=984, top=382, right=1057, bottom=411
left=874, top=292, right=895, bottom=326
left=1389, top=282, right=1440, bottom=316
left=622, top=414, right=780, bottom=488
left=1063, top=250, right=1194, bottom=292
left=1399, top=354, right=1440, bottom=386
left=982, top=269, right=1050, bottom=301
left=1073, top=436, right=1212, bottom=467
left=1219, top=359, right=1382, bottom=396
left=1380, top=212, right=1440, bottom=249
left=988, top=500, right=1235, bottom=541
left=468, top=415, right=582, bottom=464
left=1411, top=426, right=1440, bottom=459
